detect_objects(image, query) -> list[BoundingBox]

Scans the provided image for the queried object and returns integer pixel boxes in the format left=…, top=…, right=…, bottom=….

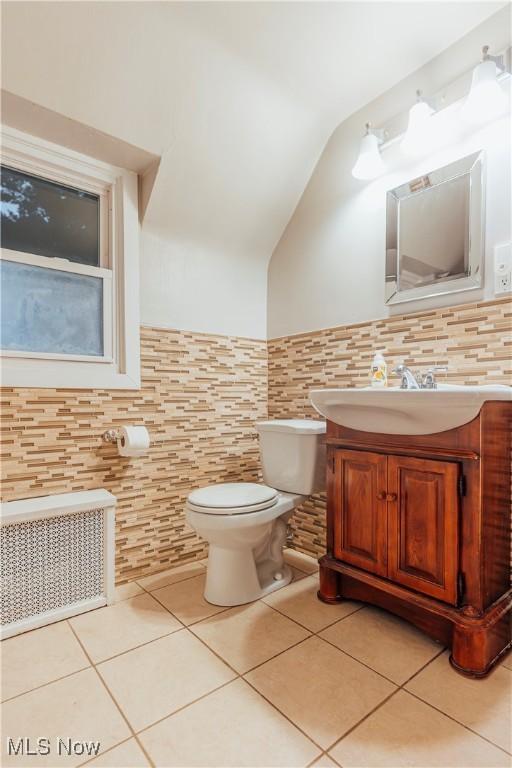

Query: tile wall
left=1, top=297, right=510, bottom=577
left=268, top=298, right=511, bottom=556
left=0, top=327, right=267, bottom=583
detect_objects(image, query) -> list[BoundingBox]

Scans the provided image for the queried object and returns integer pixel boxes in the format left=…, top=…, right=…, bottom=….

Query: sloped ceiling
left=1, top=2, right=504, bottom=337
left=2, top=1, right=502, bottom=258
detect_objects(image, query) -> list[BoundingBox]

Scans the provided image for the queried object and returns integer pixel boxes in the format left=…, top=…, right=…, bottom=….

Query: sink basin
left=310, top=384, right=512, bottom=435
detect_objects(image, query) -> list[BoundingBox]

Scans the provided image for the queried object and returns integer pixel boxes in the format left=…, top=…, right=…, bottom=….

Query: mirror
left=385, top=151, right=484, bottom=305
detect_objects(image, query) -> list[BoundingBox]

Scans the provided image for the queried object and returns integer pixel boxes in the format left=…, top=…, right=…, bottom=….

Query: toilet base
left=203, top=514, right=293, bottom=606
left=204, top=550, right=292, bottom=606
left=187, top=491, right=305, bottom=607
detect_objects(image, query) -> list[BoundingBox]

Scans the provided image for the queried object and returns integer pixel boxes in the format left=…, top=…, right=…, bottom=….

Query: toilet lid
left=187, top=482, right=277, bottom=515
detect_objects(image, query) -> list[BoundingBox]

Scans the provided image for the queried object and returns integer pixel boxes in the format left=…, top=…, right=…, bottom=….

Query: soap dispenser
left=370, top=351, right=387, bottom=387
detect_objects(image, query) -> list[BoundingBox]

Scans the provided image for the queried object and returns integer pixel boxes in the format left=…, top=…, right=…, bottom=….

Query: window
left=0, top=127, right=140, bottom=388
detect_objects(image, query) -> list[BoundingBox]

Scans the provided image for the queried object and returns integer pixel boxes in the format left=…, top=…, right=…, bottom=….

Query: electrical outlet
left=496, top=271, right=511, bottom=294
left=494, top=242, right=512, bottom=296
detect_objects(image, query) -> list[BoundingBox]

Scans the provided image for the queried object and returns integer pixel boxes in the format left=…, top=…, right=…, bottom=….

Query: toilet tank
left=256, top=419, right=326, bottom=495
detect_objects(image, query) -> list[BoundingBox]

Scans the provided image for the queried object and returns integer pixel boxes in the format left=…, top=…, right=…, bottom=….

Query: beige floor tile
left=139, top=678, right=320, bottom=767
left=320, top=606, right=441, bottom=684
left=291, top=565, right=310, bottom=581
left=98, top=629, right=236, bottom=731
left=263, top=574, right=361, bottom=632
left=1, top=621, right=89, bottom=702
left=406, top=651, right=512, bottom=752
left=70, top=593, right=182, bottom=663
left=151, top=574, right=227, bottom=626
left=502, top=652, right=512, bottom=672
left=245, top=635, right=395, bottom=749
left=284, top=548, right=319, bottom=574
left=112, top=582, right=143, bottom=603
left=1, top=668, right=130, bottom=767
left=190, top=600, right=310, bottom=673
left=137, top=561, right=205, bottom=591
left=87, top=739, right=150, bottom=767
left=311, top=755, right=339, bottom=767
left=330, top=690, right=510, bottom=767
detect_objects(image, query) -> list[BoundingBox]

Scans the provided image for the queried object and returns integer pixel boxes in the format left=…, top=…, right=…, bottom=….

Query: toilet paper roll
left=117, top=425, right=150, bottom=457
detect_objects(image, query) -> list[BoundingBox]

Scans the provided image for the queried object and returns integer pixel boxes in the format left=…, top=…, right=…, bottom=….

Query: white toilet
left=185, top=419, right=326, bottom=606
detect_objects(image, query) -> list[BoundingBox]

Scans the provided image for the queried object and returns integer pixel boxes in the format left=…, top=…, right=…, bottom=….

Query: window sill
left=1, top=357, right=141, bottom=390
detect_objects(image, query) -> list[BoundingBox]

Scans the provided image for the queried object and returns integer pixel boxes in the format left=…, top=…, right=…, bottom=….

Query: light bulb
left=352, top=125, right=385, bottom=180
left=401, top=94, right=434, bottom=156
left=462, top=56, right=505, bottom=125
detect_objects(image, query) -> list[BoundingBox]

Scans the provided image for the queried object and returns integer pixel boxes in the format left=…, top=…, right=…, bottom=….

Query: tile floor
left=1, top=549, right=511, bottom=768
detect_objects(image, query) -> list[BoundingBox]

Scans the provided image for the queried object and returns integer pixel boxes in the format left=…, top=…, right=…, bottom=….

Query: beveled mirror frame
left=385, top=150, right=485, bottom=305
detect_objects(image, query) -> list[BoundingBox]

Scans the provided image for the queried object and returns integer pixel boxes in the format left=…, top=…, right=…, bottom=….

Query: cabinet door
left=387, top=455, right=459, bottom=604
left=333, top=449, right=388, bottom=576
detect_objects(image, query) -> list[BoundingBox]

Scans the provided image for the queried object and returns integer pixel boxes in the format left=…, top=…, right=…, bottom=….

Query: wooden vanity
left=317, top=401, right=512, bottom=677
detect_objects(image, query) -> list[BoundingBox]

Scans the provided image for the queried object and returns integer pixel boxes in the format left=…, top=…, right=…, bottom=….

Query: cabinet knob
left=376, top=491, right=386, bottom=500
left=386, top=493, right=397, bottom=502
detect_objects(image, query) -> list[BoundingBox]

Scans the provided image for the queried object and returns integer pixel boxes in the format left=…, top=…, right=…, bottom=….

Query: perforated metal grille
left=1, top=508, right=105, bottom=627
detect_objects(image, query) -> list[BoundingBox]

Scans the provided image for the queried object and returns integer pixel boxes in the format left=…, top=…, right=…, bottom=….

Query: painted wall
left=267, top=8, right=512, bottom=339
left=140, top=230, right=268, bottom=339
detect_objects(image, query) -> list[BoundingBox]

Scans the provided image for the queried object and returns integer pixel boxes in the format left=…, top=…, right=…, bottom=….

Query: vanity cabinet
left=333, top=450, right=459, bottom=603
left=318, top=402, right=512, bottom=677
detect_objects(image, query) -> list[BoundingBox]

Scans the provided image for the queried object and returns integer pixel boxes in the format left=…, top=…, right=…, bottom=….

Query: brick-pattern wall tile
left=2, top=298, right=510, bottom=580
left=268, top=297, right=512, bottom=557
left=1, top=327, right=267, bottom=584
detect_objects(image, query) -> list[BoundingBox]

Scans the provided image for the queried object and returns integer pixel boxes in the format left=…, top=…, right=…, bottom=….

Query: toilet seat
left=187, top=482, right=278, bottom=515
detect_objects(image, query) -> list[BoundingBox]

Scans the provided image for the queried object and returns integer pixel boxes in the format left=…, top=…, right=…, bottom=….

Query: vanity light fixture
left=401, top=90, right=434, bottom=156
left=461, top=45, right=506, bottom=124
left=351, top=122, right=386, bottom=180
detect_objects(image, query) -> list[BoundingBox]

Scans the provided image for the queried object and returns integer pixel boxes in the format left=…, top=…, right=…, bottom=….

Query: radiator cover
left=1, top=489, right=116, bottom=639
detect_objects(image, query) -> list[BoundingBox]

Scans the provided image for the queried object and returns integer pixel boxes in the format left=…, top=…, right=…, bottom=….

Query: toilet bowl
left=185, top=419, right=326, bottom=606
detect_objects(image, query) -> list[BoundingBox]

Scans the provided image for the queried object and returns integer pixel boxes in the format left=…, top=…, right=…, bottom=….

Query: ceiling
left=1, top=1, right=504, bottom=264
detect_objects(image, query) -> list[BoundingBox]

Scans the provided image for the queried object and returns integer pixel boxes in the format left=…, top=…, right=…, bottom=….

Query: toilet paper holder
left=102, top=429, right=121, bottom=444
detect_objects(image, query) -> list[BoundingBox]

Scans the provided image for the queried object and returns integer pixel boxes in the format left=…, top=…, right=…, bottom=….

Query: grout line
left=399, top=645, right=446, bottom=687
left=66, top=620, right=156, bottom=768
left=242, top=673, right=327, bottom=753
left=239, top=631, right=314, bottom=676
left=305, top=750, right=342, bottom=768
left=403, top=688, right=512, bottom=757
left=324, top=686, right=402, bottom=754
left=134, top=677, right=237, bottom=738
left=324, top=643, right=512, bottom=759
left=1, top=662, right=92, bottom=704
left=134, top=568, right=206, bottom=595
left=323, top=646, right=448, bottom=755
left=263, top=595, right=364, bottom=635
left=5, top=563, right=510, bottom=764
left=317, top=629, right=404, bottom=687
left=80, top=624, right=186, bottom=667
left=146, top=584, right=234, bottom=628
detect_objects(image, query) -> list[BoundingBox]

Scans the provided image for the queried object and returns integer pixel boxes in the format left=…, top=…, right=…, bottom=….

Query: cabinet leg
left=318, top=563, right=342, bottom=604
left=450, top=599, right=512, bottom=678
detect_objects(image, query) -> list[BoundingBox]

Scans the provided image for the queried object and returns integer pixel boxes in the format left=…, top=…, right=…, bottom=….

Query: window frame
left=1, top=126, right=140, bottom=389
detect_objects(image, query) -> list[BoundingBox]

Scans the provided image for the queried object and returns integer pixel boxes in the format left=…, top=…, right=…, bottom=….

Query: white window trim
left=1, top=126, right=140, bottom=389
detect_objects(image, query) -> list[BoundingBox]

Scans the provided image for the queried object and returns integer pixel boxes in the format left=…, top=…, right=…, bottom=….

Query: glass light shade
left=461, top=59, right=505, bottom=124
left=351, top=132, right=385, bottom=180
left=401, top=100, right=434, bottom=156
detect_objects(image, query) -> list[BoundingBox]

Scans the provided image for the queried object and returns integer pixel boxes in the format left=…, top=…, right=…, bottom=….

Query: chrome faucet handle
left=422, top=366, right=448, bottom=389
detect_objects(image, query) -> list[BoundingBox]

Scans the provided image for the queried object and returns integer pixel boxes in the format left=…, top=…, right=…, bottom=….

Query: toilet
left=185, top=419, right=326, bottom=606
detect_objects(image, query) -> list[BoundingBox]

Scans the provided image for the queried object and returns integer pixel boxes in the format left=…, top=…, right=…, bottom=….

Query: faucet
left=393, top=363, right=448, bottom=389
left=421, top=366, right=448, bottom=389
left=392, top=363, right=421, bottom=389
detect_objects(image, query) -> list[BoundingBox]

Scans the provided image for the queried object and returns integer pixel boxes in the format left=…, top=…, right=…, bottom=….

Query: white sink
left=310, top=384, right=512, bottom=435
